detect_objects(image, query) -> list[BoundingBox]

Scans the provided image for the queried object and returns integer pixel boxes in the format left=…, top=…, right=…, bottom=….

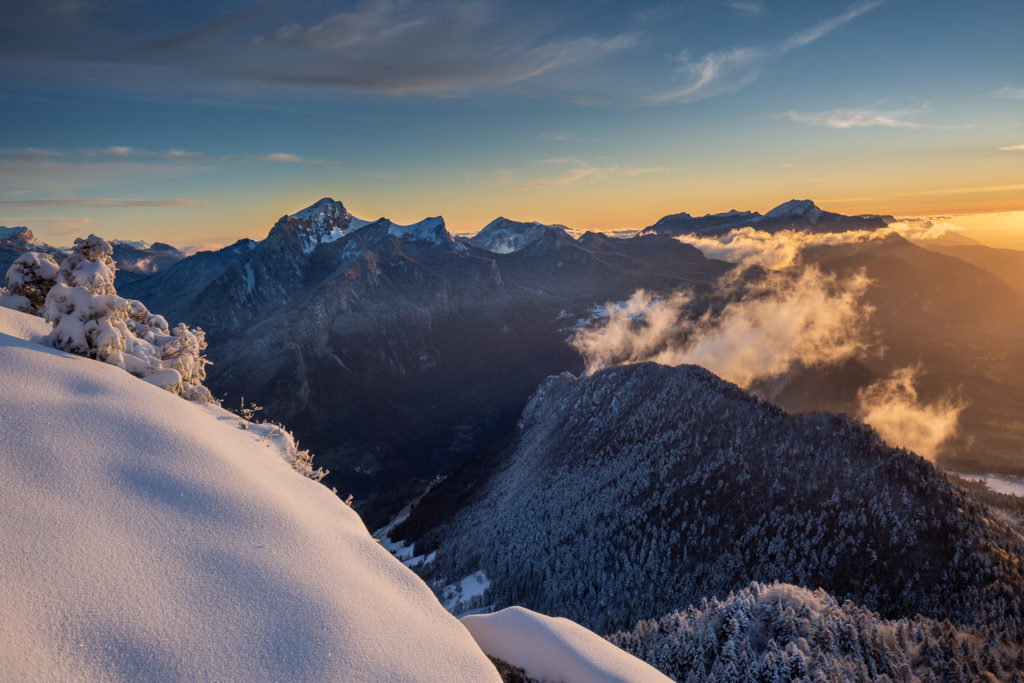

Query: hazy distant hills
left=392, top=363, right=1024, bottom=642
left=643, top=199, right=893, bottom=236
left=916, top=241, right=1024, bottom=296
left=795, top=234, right=1024, bottom=474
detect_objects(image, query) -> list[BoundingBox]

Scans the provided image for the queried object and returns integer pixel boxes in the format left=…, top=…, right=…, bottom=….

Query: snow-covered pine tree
left=2, top=251, right=60, bottom=313
left=40, top=234, right=214, bottom=403
left=58, top=234, right=116, bottom=294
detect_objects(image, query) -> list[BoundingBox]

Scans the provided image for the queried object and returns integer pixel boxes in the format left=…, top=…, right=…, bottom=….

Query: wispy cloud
left=727, top=1, right=764, bottom=16
left=783, top=106, right=970, bottom=130
left=242, top=1, right=637, bottom=95
left=999, top=144, right=1024, bottom=152
left=0, top=198, right=198, bottom=208
left=0, top=146, right=310, bottom=163
left=783, top=108, right=922, bottom=129
left=2, top=0, right=637, bottom=98
left=993, top=86, right=1024, bottom=99
left=650, top=0, right=884, bottom=104
left=520, top=159, right=669, bottom=190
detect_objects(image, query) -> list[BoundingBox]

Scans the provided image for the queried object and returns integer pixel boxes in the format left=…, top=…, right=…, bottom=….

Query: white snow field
left=462, top=607, right=673, bottom=683
left=0, top=307, right=500, bottom=682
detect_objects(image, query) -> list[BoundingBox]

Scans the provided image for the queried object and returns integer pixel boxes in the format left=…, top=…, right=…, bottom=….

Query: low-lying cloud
left=675, top=220, right=966, bottom=269
left=856, top=366, right=964, bottom=460
left=572, top=266, right=873, bottom=388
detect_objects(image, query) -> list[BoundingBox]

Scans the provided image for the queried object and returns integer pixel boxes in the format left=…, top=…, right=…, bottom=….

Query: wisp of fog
left=857, top=365, right=965, bottom=461
left=572, top=266, right=872, bottom=387
left=673, top=220, right=967, bottom=269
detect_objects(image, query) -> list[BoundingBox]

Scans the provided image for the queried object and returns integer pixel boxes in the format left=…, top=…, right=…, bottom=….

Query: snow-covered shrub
left=39, top=234, right=215, bottom=403
left=44, top=283, right=134, bottom=361
left=58, top=234, right=116, bottom=294
left=3, top=252, right=60, bottom=313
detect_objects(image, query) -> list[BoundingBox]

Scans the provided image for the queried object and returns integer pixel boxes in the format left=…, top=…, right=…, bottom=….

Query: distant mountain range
left=642, top=199, right=894, bottom=236
left=0, top=227, right=187, bottom=288
left=118, top=198, right=731, bottom=524
left=8, top=198, right=1024, bottom=525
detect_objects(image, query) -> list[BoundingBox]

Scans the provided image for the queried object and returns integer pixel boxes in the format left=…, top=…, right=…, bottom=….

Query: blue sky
left=0, top=0, right=1021, bottom=245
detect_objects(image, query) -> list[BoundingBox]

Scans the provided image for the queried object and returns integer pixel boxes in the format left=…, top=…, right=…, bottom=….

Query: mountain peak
left=290, top=197, right=347, bottom=220
left=0, top=226, right=36, bottom=244
left=469, top=217, right=569, bottom=254
left=765, top=199, right=823, bottom=222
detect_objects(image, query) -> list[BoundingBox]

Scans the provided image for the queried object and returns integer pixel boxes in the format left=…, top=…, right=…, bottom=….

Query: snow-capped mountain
left=0, top=225, right=50, bottom=247
left=467, top=217, right=572, bottom=254
left=644, top=199, right=893, bottom=236
left=110, top=239, right=186, bottom=287
left=763, top=198, right=824, bottom=222
left=390, top=362, right=1024, bottom=676
left=0, top=225, right=63, bottom=275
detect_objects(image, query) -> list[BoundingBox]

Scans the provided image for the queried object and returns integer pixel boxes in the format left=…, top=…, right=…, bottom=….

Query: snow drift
left=462, top=607, right=672, bottom=683
left=0, top=307, right=500, bottom=682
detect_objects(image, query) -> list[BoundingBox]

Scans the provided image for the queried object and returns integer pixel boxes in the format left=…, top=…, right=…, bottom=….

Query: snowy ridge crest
left=469, top=217, right=570, bottom=254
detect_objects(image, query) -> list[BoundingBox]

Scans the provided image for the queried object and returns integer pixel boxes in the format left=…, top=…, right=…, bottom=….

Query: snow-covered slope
left=462, top=607, right=672, bottom=683
left=0, top=307, right=500, bottom=682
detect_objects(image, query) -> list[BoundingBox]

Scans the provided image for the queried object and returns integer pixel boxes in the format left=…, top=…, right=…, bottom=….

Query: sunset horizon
left=2, top=0, right=1021, bottom=247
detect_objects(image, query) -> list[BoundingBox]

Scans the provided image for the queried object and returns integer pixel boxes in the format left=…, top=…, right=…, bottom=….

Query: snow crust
left=0, top=307, right=499, bottom=682
left=461, top=607, right=672, bottom=683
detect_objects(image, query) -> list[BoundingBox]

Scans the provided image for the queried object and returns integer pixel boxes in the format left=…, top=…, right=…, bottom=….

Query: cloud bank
left=572, top=266, right=873, bottom=388
left=674, top=220, right=965, bottom=270
left=856, top=366, right=964, bottom=460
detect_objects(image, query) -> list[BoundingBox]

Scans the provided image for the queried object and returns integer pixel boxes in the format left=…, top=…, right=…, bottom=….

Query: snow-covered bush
left=58, top=234, right=116, bottom=294
left=39, top=234, right=214, bottom=403
left=2, top=252, right=60, bottom=313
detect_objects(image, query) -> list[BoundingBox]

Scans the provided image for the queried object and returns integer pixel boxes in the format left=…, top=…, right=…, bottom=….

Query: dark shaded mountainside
left=121, top=198, right=731, bottom=523
left=392, top=363, right=1024, bottom=679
